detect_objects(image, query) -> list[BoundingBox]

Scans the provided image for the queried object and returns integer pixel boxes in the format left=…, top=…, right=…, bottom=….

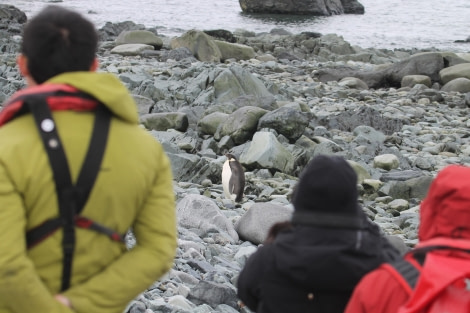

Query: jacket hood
left=47, top=72, right=139, bottom=124
left=419, top=165, right=470, bottom=241
left=292, top=155, right=360, bottom=215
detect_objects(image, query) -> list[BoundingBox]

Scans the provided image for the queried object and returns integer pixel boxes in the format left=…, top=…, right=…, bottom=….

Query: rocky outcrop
left=341, top=0, right=364, bottom=14
left=0, top=4, right=26, bottom=28
left=239, top=0, right=364, bottom=15
left=171, top=30, right=222, bottom=62
left=115, top=30, right=163, bottom=49
left=314, top=52, right=448, bottom=88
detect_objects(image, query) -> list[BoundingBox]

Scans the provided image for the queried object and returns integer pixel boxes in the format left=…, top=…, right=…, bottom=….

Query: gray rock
left=217, top=106, right=268, bottom=144
left=439, top=63, right=470, bottom=85
left=441, top=77, right=470, bottom=93
left=240, top=131, right=295, bottom=174
left=380, top=170, right=425, bottom=182
left=98, top=21, right=145, bottom=41
left=132, top=94, right=155, bottom=115
left=140, top=112, right=189, bottom=132
left=177, top=194, right=239, bottom=242
left=214, top=40, right=256, bottom=61
left=110, top=44, right=154, bottom=56
left=465, top=92, right=470, bottom=107
left=161, top=47, right=198, bottom=62
left=215, top=304, right=240, bottom=313
left=353, top=125, right=387, bottom=144
left=214, top=65, right=273, bottom=103
left=257, top=106, right=310, bottom=142
left=379, top=176, right=433, bottom=200
left=312, top=139, right=343, bottom=157
left=171, top=30, right=222, bottom=62
left=188, top=281, right=238, bottom=309
left=235, top=202, right=293, bottom=244
left=167, top=295, right=195, bottom=311
left=314, top=106, right=407, bottom=135
left=127, top=300, right=146, bottom=313
left=314, top=52, right=445, bottom=88
left=317, top=33, right=356, bottom=55
left=385, top=235, right=410, bottom=255
left=168, top=152, right=202, bottom=181
left=239, top=0, right=347, bottom=15
left=0, top=4, right=26, bottom=24
left=401, top=75, right=432, bottom=88
left=198, top=112, right=230, bottom=136
left=203, top=29, right=237, bottom=43
left=341, top=0, right=365, bottom=14
left=338, top=77, right=368, bottom=90
left=116, top=30, right=163, bottom=49
left=373, top=154, right=400, bottom=171
left=348, top=160, right=372, bottom=184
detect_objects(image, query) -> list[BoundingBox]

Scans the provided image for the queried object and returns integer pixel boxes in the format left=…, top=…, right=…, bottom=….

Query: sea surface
left=2, top=0, right=470, bottom=52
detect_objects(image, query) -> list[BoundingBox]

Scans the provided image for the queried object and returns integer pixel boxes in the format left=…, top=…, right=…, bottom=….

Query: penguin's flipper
left=229, top=176, right=244, bottom=202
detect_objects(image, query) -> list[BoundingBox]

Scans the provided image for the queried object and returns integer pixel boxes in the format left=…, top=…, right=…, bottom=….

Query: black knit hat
left=292, top=155, right=359, bottom=215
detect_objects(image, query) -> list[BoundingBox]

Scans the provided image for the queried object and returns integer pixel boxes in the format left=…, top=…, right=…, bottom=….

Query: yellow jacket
left=0, top=72, right=177, bottom=313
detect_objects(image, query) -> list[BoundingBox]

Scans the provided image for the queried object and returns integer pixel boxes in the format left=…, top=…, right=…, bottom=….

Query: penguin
left=222, top=153, right=245, bottom=202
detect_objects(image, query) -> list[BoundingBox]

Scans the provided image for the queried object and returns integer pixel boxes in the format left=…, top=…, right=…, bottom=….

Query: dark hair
left=21, top=5, right=98, bottom=84
left=264, top=221, right=293, bottom=244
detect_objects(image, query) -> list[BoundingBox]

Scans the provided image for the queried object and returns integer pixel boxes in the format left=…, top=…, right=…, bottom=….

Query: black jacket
left=237, top=214, right=399, bottom=313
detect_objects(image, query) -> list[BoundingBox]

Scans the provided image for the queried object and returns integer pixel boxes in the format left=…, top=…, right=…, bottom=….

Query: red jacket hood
left=419, top=165, right=470, bottom=241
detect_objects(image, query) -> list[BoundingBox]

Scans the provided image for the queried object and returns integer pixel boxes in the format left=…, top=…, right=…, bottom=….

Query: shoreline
left=1, top=5, right=470, bottom=312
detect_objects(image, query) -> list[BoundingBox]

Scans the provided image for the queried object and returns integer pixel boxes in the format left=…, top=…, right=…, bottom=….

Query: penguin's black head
left=225, top=153, right=237, bottom=161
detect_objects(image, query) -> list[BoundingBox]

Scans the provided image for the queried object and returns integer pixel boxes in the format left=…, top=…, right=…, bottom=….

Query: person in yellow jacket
left=0, top=5, right=177, bottom=313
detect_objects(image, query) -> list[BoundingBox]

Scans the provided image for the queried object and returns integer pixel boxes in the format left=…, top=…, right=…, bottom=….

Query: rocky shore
left=1, top=4, right=470, bottom=313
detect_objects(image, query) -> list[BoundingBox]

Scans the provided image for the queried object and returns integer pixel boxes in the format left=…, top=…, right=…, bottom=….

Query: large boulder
left=239, top=0, right=364, bottom=15
left=98, top=21, right=145, bottom=41
left=140, top=112, right=189, bottom=132
left=401, top=75, right=432, bottom=88
left=341, top=0, right=364, bottom=14
left=213, top=65, right=273, bottom=103
left=0, top=4, right=26, bottom=51
left=235, top=202, right=293, bottom=244
left=214, top=40, right=256, bottom=61
left=177, top=194, right=239, bottom=243
left=312, top=106, right=407, bottom=135
left=170, top=30, right=222, bottom=62
left=257, top=106, right=310, bottom=142
left=439, top=63, right=470, bottom=85
left=115, top=30, right=163, bottom=49
left=0, top=4, right=27, bottom=25
left=110, top=43, right=154, bottom=56
left=188, top=281, right=238, bottom=309
left=217, top=106, right=268, bottom=144
left=240, top=131, right=295, bottom=174
left=198, top=112, right=230, bottom=136
left=441, top=77, right=470, bottom=93
left=314, top=52, right=445, bottom=88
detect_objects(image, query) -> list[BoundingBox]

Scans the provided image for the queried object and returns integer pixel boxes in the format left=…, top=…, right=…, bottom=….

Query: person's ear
left=17, top=54, right=37, bottom=86
left=17, top=54, right=30, bottom=77
left=90, top=58, right=99, bottom=72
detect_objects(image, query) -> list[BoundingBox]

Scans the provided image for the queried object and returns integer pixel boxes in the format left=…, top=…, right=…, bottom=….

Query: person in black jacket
left=237, top=155, right=400, bottom=313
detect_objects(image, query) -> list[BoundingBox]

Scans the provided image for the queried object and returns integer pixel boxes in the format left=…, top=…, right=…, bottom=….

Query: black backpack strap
left=390, top=245, right=470, bottom=292
left=391, top=258, right=420, bottom=289
left=25, top=95, right=111, bottom=291
left=74, top=104, right=111, bottom=214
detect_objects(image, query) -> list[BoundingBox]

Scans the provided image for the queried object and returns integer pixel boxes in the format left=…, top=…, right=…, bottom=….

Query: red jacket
left=345, top=165, right=470, bottom=313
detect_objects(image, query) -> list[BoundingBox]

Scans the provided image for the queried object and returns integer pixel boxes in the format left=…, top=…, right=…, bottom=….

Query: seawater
left=2, top=0, right=470, bottom=52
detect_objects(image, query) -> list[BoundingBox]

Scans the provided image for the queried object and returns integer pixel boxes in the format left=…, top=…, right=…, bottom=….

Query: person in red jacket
left=345, top=164, right=470, bottom=313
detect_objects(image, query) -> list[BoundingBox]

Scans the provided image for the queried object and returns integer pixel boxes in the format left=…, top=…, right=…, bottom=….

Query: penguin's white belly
left=222, top=161, right=234, bottom=200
